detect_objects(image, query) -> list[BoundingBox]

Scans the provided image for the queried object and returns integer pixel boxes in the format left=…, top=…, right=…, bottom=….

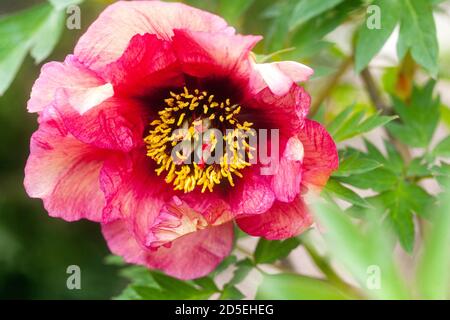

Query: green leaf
left=355, top=0, right=401, bottom=72
left=0, top=2, right=71, bottom=95
left=312, top=201, right=410, bottom=299
left=220, top=259, right=253, bottom=300
left=227, top=259, right=254, bottom=287
left=338, top=168, right=398, bottom=192
left=406, top=158, right=431, bottom=178
left=327, top=107, right=397, bottom=142
left=289, top=1, right=360, bottom=59
left=333, top=150, right=382, bottom=177
left=219, top=286, right=245, bottom=300
left=115, top=268, right=218, bottom=300
left=256, top=273, right=354, bottom=300
left=373, top=181, right=433, bottom=252
left=417, top=180, right=450, bottom=299
left=433, top=136, right=450, bottom=158
left=337, top=140, right=402, bottom=192
left=397, top=0, right=439, bottom=76
left=218, top=0, right=255, bottom=26
left=49, top=0, right=83, bottom=10
left=324, top=178, right=371, bottom=208
left=289, top=0, right=345, bottom=31
left=387, top=81, right=440, bottom=148
left=254, top=238, right=301, bottom=264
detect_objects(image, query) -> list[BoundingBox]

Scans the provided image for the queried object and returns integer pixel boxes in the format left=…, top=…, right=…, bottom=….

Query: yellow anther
left=144, top=87, right=253, bottom=193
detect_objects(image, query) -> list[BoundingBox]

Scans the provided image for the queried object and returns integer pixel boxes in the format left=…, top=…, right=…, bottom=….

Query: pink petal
left=251, top=60, right=314, bottom=96
left=75, top=1, right=234, bottom=72
left=298, top=120, right=339, bottom=191
left=102, top=219, right=234, bottom=280
left=54, top=93, right=146, bottom=152
left=103, top=33, right=184, bottom=97
left=146, top=195, right=234, bottom=249
left=230, top=173, right=275, bottom=216
left=271, top=136, right=304, bottom=202
left=99, top=149, right=165, bottom=224
left=24, top=121, right=108, bottom=222
left=244, top=84, right=311, bottom=138
left=28, top=55, right=113, bottom=113
left=172, top=29, right=261, bottom=78
left=236, top=196, right=312, bottom=240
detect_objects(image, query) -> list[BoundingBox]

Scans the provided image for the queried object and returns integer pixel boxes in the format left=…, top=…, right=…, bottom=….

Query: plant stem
left=309, top=56, right=353, bottom=117
left=360, top=67, right=412, bottom=163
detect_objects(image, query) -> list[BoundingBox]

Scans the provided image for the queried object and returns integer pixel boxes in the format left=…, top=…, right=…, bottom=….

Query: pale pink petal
left=102, top=219, right=234, bottom=280
left=103, top=33, right=184, bottom=97
left=28, top=55, right=113, bottom=113
left=54, top=93, right=146, bottom=152
left=236, top=196, right=312, bottom=240
left=299, top=120, right=339, bottom=191
left=75, top=1, right=234, bottom=72
left=271, top=136, right=305, bottom=202
left=24, top=121, right=108, bottom=222
left=146, top=195, right=234, bottom=249
left=172, top=29, right=261, bottom=78
left=251, top=60, right=313, bottom=96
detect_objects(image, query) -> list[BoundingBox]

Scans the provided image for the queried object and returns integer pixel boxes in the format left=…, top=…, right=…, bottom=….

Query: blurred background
left=1, top=0, right=449, bottom=299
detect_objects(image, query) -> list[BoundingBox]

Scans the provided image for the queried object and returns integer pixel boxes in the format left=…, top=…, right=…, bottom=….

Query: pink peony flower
left=24, top=1, right=338, bottom=279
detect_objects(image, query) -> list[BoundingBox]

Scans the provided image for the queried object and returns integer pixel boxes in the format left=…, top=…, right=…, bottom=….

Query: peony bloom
left=24, top=1, right=338, bottom=279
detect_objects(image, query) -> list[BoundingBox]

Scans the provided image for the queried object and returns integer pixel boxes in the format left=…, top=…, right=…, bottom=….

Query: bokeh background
left=1, top=0, right=449, bottom=299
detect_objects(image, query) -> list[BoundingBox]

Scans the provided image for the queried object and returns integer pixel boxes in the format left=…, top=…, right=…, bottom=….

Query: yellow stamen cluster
left=144, top=87, right=254, bottom=193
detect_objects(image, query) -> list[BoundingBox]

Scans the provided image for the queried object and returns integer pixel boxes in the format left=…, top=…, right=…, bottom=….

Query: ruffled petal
left=298, top=119, right=339, bottom=191
left=244, top=84, right=311, bottom=138
left=236, top=196, right=312, bottom=240
left=271, top=136, right=304, bottom=202
left=102, top=218, right=234, bottom=280
left=28, top=55, right=113, bottom=113
left=99, top=149, right=165, bottom=224
left=250, top=60, right=313, bottom=96
left=146, top=194, right=234, bottom=249
left=75, top=0, right=233, bottom=72
left=172, top=29, right=261, bottom=78
left=230, top=173, right=275, bottom=216
left=24, top=121, right=108, bottom=222
left=103, top=33, right=184, bottom=97
left=54, top=93, right=146, bottom=152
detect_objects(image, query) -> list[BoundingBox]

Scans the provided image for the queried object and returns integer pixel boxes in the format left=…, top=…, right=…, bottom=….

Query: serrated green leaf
left=254, top=238, right=301, bottom=264
left=374, top=181, right=433, bottom=252
left=387, top=81, right=440, bottom=148
left=338, top=168, right=398, bottom=192
left=355, top=0, right=401, bottom=72
left=397, top=0, right=439, bottom=76
left=327, top=107, right=396, bottom=142
left=333, top=151, right=382, bottom=177
left=433, top=136, right=450, bottom=158
left=324, top=178, right=371, bottom=208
